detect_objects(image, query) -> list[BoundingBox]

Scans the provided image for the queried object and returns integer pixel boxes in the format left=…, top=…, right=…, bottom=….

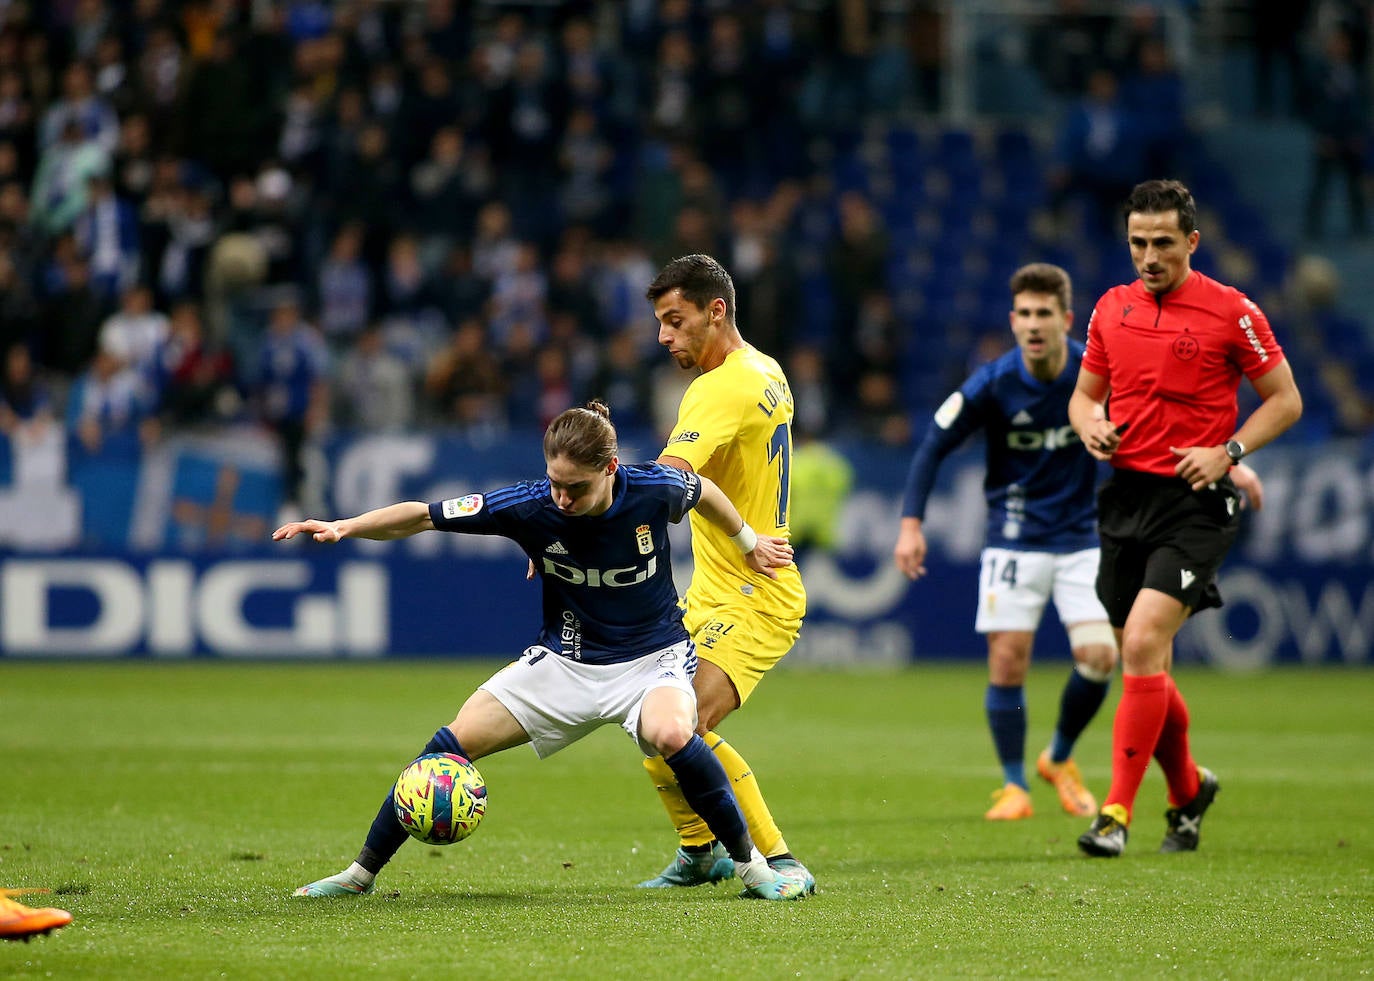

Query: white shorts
left=975, top=547, right=1108, bottom=634
left=478, top=640, right=697, bottom=759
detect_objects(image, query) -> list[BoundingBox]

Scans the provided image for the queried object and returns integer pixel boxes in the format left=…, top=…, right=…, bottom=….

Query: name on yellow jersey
left=757, top=379, right=793, bottom=418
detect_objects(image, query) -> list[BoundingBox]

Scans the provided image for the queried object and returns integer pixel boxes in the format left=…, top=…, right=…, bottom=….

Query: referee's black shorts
left=1095, top=468, right=1242, bottom=628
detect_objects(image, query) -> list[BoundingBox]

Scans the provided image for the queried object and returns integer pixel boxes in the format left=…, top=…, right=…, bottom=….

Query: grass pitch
left=1, top=660, right=1370, bottom=979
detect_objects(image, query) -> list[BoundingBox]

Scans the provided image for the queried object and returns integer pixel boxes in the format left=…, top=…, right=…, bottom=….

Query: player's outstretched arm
left=272, top=501, right=435, bottom=543
left=693, top=474, right=792, bottom=579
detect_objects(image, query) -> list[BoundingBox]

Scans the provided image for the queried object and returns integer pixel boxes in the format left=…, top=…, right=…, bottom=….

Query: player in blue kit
left=276, top=401, right=809, bottom=901
left=893, top=264, right=1118, bottom=820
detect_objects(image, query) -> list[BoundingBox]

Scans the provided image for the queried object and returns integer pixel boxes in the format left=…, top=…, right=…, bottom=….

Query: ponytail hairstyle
left=543, top=399, right=618, bottom=470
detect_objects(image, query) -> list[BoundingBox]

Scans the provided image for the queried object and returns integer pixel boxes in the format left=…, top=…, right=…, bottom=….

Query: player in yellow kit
left=637, top=254, right=815, bottom=894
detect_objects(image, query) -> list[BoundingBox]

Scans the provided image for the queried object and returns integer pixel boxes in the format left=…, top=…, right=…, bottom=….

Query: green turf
left=1, top=661, right=1370, bottom=979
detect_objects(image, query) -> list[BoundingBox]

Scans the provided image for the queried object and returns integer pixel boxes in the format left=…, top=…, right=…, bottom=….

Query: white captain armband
left=729, top=522, right=758, bottom=553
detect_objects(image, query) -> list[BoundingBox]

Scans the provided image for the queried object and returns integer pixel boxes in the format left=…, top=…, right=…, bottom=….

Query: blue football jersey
left=901, top=340, right=1098, bottom=551
left=259, top=325, right=328, bottom=423
left=428, top=463, right=702, bottom=663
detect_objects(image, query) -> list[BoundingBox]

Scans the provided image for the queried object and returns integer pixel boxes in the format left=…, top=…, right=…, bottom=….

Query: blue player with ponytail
left=275, top=400, right=808, bottom=901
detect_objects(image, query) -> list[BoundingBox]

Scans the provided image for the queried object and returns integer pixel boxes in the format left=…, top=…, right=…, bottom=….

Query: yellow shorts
left=682, top=599, right=802, bottom=705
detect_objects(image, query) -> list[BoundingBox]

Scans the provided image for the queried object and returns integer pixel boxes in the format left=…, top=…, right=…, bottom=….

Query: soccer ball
left=393, top=753, right=487, bottom=845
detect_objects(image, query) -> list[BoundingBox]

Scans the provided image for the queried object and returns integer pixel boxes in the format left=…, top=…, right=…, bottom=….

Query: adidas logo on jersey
left=546, top=541, right=569, bottom=555
left=1180, top=569, right=1196, bottom=589
left=1011, top=409, right=1034, bottom=425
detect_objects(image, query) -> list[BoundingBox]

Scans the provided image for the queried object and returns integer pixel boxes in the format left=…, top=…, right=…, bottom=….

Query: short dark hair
left=645, top=254, right=736, bottom=325
left=1124, top=179, right=1197, bottom=235
left=1009, top=262, right=1072, bottom=312
left=543, top=399, right=617, bottom=469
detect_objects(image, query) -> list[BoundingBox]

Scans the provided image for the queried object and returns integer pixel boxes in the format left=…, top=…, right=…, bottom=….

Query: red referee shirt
left=1082, top=270, right=1287, bottom=476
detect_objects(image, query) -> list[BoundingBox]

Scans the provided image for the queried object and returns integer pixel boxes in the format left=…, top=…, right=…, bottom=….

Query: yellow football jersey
left=662, top=346, right=806, bottom=619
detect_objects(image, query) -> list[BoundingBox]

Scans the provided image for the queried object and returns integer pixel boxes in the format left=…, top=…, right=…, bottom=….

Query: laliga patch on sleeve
left=933, top=391, right=964, bottom=430
left=441, top=494, right=484, bottom=519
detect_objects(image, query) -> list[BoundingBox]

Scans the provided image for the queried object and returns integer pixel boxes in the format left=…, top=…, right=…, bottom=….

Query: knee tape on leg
left=1068, top=621, right=1117, bottom=652
left=1068, top=622, right=1117, bottom=683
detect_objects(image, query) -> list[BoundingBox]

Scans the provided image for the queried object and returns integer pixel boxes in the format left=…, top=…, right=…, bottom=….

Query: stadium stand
left=1, top=0, right=1371, bottom=508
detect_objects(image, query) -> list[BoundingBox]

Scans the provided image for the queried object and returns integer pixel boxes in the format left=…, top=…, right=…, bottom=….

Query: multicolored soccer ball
left=393, top=753, right=487, bottom=845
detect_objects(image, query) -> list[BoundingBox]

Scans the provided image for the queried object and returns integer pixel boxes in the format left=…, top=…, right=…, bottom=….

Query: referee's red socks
left=1105, top=672, right=1170, bottom=821
left=1154, top=675, right=1200, bottom=807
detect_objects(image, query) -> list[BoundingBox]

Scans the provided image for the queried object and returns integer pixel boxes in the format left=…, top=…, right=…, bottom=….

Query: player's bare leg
left=639, top=686, right=805, bottom=901
left=1038, top=622, right=1116, bottom=816
left=297, top=694, right=526, bottom=897
left=984, top=631, right=1035, bottom=820
left=639, top=660, right=813, bottom=892
left=1081, top=591, right=1189, bottom=857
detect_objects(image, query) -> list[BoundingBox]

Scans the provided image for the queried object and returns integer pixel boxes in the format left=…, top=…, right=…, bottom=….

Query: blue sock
left=419, top=726, right=465, bottom=760
left=1050, top=667, right=1110, bottom=763
left=357, top=728, right=468, bottom=874
left=665, top=734, right=750, bottom=862
left=986, top=684, right=1027, bottom=788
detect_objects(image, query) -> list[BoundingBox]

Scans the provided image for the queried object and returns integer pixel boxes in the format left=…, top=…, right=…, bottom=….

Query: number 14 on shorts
left=986, top=555, right=1019, bottom=589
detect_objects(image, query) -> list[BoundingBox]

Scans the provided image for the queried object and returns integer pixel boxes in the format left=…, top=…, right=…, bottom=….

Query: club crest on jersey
left=441, top=494, right=483, bottom=519
left=1172, top=334, right=1199, bottom=360
left=635, top=523, right=653, bottom=555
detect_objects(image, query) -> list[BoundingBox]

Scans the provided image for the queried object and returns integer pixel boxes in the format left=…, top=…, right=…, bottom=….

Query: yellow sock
left=642, top=755, right=713, bottom=847
left=706, top=732, right=788, bottom=858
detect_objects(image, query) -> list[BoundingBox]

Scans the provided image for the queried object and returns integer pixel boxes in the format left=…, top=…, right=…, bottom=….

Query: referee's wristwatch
left=1223, top=438, right=1246, bottom=464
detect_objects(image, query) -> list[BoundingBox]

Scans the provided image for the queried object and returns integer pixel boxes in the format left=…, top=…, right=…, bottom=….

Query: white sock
left=340, top=862, right=375, bottom=888
left=733, top=847, right=773, bottom=889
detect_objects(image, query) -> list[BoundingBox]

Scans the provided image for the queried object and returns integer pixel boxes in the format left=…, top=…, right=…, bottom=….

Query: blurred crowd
left=0, top=0, right=1371, bottom=515
left=0, top=0, right=938, bottom=481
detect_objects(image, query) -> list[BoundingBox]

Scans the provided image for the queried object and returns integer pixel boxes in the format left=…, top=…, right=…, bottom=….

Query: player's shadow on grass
left=362, top=887, right=735, bottom=907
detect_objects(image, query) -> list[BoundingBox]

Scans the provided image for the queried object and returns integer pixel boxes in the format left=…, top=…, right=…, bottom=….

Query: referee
left=1068, top=179, right=1303, bottom=858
